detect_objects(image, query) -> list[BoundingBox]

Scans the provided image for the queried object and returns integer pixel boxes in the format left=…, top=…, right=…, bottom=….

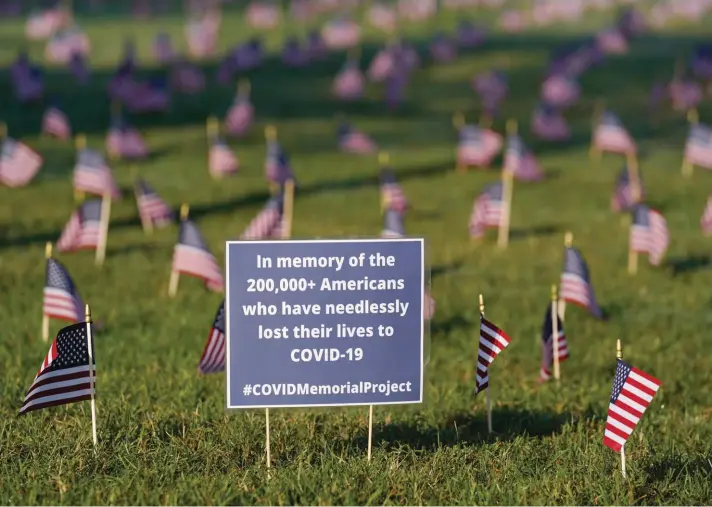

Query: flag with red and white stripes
left=469, top=182, right=503, bottom=238
left=540, top=74, right=580, bottom=109
left=73, top=148, right=120, bottom=198
left=429, top=32, right=457, bottom=63
left=19, top=322, right=95, bottom=415
left=240, top=195, right=284, bottom=240
left=560, top=246, right=602, bottom=319
left=539, top=302, right=568, bottom=382
left=44, top=257, right=84, bottom=323
left=42, top=105, right=71, bottom=140
left=153, top=33, right=176, bottom=64
left=0, top=137, right=43, bottom=187
left=321, top=16, right=361, bottom=50
left=380, top=168, right=408, bottom=214
left=57, top=200, right=103, bottom=253
left=246, top=1, right=281, bottom=29
left=382, top=209, right=405, bottom=238
left=135, top=178, right=173, bottom=228
left=474, top=317, right=511, bottom=394
left=172, top=219, right=224, bottom=292
left=209, top=137, right=239, bottom=177
left=531, top=103, right=571, bottom=142
left=630, top=204, right=669, bottom=266
left=170, top=59, right=205, bottom=94
left=603, top=359, right=661, bottom=453
left=198, top=300, right=225, bottom=374
left=457, top=125, right=503, bottom=167
left=338, top=122, right=377, bottom=154
left=593, top=111, right=636, bottom=155
left=332, top=58, right=364, bottom=101
left=683, top=123, right=712, bottom=170
left=225, top=89, right=253, bottom=137
left=701, top=197, right=712, bottom=235
left=504, top=134, right=544, bottom=181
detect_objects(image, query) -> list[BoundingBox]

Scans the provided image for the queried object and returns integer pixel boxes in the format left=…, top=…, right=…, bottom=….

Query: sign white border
left=225, top=238, right=425, bottom=409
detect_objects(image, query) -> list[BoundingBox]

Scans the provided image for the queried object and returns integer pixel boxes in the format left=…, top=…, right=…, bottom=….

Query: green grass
left=2, top=4, right=712, bottom=505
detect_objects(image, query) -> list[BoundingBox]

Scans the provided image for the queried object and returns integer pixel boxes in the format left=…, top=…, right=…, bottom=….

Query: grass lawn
left=1, top=3, right=711, bottom=504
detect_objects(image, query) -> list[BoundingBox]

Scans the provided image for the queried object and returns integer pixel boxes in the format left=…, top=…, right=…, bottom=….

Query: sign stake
left=367, top=404, right=374, bottom=462
left=282, top=179, right=295, bottom=240
left=169, top=203, right=189, bottom=297
left=265, top=407, right=271, bottom=471
left=95, top=192, right=111, bottom=266
left=85, top=304, right=98, bottom=449
left=479, top=294, right=492, bottom=434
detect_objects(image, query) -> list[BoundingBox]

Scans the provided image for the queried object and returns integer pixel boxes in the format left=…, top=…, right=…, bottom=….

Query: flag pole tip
left=616, top=339, right=622, bottom=359
left=180, top=203, right=190, bottom=220
left=478, top=294, right=484, bottom=313
left=265, top=125, right=277, bottom=139
left=506, top=119, right=517, bottom=135
left=85, top=304, right=91, bottom=321
left=378, top=151, right=389, bottom=165
left=564, top=232, right=573, bottom=247
left=551, top=284, right=557, bottom=299
left=45, top=242, right=53, bottom=259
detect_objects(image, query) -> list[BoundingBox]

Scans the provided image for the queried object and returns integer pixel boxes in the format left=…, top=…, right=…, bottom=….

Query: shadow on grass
left=353, top=407, right=572, bottom=452
left=509, top=224, right=563, bottom=241
left=667, top=255, right=711, bottom=277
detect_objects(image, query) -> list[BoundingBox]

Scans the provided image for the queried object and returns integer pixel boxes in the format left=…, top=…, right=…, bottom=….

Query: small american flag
left=12, top=65, right=44, bottom=103
left=429, top=32, right=457, bottom=63
left=593, top=111, right=636, bottom=155
left=246, top=1, right=281, bottom=29
left=472, top=69, right=508, bottom=104
left=170, top=60, right=206, bottom=94
left=504, top=134, right=544, bottom=181
left=125, top=78, right=170, bottom=114
left=398, top=0, right=437, bottom=21
left=172, top=219, right=224, bottom=292
left=307, top=30, right=327, bottom=60
left=0, top=138, right=43, bottom=187
left=241, top=195, right=284, bottom=240
left=474, top=316, right=511, bottom=394
left=539, top=302, right=568, bottom=382
left=282, top=38, right=309, bottom=67
left=106, top=115, right=149, bottom=160
left=68, top=52, right=90, bottom=85
left=683, top=122, right=712, bottom=170
left=322, top=16, right=361, bottom=50
left=498, top=9, right=528, bottom=32
left=531, top=103, right=571, bottom=142
left=225, top=89, right=254, bottom=137
left=45, top=27, right=90, bottom=64
left=381, top=209, right=405, bottom=238
left=611, top=164, right=643, bottom=212
left=560, top=246, right=602, bottom=319
left=333, top=58, right=365, bottom=101
left=265, top=140, right=295, bottom=185
left=540, top=74, right=580, bottom=109
left=380, top=168, right=408, bottom=214
left=44, top=257, right=84, bottom=323
left=73, top=148, right=120, bottom=199
left=669, top=79, right=703, bottom=112
left=595, top=26, right=629, bottom=55
left=25, top=7, right=69, bottom=40
left=368, top=2, right=397, bottom=32
left=338, top=123, right=377, bottom=154
left=701, top=197, right=712, bottom=235
left=469, top=182, right=503, bottom=238
left=19, top=322, right=96, bottom=415
left=153, top=33, right=176, bottom=64
left=186, top=17, right=217, bottom=59
left=457, top=125, right=503, bottom=167
left=456, top=20, right=486, bottom=49
left=134, top=178, right=173, bottom=228
left=603, top=359, right=661, bottom=453
left=209, top=136, right=239, bottom=177
left=630, top=204, right=669, bottom=266
left=368, top=48, right=395, bottom=82
left=198, top=300, right=226, bottom=374
left=57, top=200, right=103, bottom=253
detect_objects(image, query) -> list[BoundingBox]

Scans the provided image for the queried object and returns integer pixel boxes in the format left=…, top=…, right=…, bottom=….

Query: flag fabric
left=12, top=64, right=44, bottom=103
left=368, top=47, right=395, bottom=82
left=499, top=9, right=528, bottom=32
left=338, top=123, right=377, bottom=154
left=611, top=165, right=643, bottom=212
left=68, top=52, right=90, bottom=85
left=0, top=138, right=43, bottom=187
left=153, top=33, right=176, bottom=64
left=595, top=26, right=629, bottom=55
left=265, top=140, right=295, bottom=185
left=669, top=79, right=703, bottom=112
left=246, top=1, right=281, bottom=29
left=683, top=123, right=712, bottom=170
left=560, top=246, right=603, bottom=319
left=603, top=359, right=662, bottom=453
left=106, top=114, right=149, bottom=160
left=282, top=38, right=309, bottom=67
left=332, top=58, right=365, bottom=101
left=531, top=103, right=571, bottom=142
left=469, top=182, right=504, bottom=238
left=368, top=2, right=397, bottom=32
left=57, top=200, right=103, bottom=253
left=185, top=15, right=218, bottom=59
left=398, top=0, right=437, bottom=21
left=306, top=30, right=327, bottom=60
left=429, top=33, right=457, bottom=63
left=19, top=322, right=95, bottom=415
left=44, top=258, right=84, bottom=323
left=209, top=136, right=239, bottom=177
left=539, top=302, right=568, bottom=382
left=630, top=204, right=670, bottom=266
left=457, top=125, right=503, bottom=167
left=701, top=197, right=712, bottom=235
left=225, top=89, right=254, bottom=137
left=172, top=220, right=224, bottom=292
left=322, top=17, right=361, bottom=50
left=240, top=195, right=284, bottom=240
left=124, top=78, right=170, bottom=114
left=540, top=74, right=580, bottom=109
left=198, top=300, right=226, bottom=374
left=504, top=134, right=544, bottom=181
left=472, top=69, right=508, bottom=105
left=135, top=178, right=173, bottom=228
left=474, top=317, right=511, bottom=394
left=73, top=148, right=120, bottom=198
left=456, top=20, right=486, bottom=48
left=381, top=209, right=405, bottom=238
left=593, top=111, right=636, bottom=155
left=380, top=168, right=408, bottom=214
left=25, top=7, right=69, bottom=40
left=45, top=27, right=90, bottom=64
left=170, top=59, right=206, bottom=94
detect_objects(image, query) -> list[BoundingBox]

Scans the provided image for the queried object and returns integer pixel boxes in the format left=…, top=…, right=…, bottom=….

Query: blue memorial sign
left=226, top=238, right=425, bottom=408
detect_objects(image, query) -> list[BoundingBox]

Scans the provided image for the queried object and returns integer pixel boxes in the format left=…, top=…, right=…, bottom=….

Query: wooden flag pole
left=589, top=100, right=603, bottom=162
left=617, top=338, right=626, bottom=478
left=95, top=192, right=111, bottom=266
left=479, top=294, right=493, bottom=434
left=168, top=203, right=189, bottom=297
left=207, top=116, right=220, bottom=180
left=497, top=169, right=513, bottom=249
left=378, top=151, right=390, bottom=213
left=452, top=112, right=465, bottom=173
left=265, top=125, right=279, bottom=195
left=627, top=217, right=638, bottom=275
left=282, top=179, right=295, bottom=240
left=551, top=284, right=561, bottom=382
left=367, top=404, right=374, bottom=462
left=265, top=407, right=271, bottom=470
left=132, top=166, right=153, bottom=235
left=627, top=153, right=641, bottom=204
left=85, top=303, right=98, bottom=448
left=681, top=108, right=698, bottom=178
left=42, top=242, right=53, bottom=342
left=560, top=232, right=573, bottom=322
left=74, top=134, right=87, bottom=202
